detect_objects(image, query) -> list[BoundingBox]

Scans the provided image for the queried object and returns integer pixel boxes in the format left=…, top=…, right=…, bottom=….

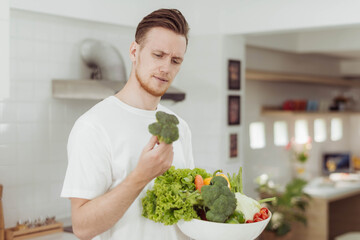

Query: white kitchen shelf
left=246, top=69, right=360, bottom=88
left=261, top=109, right=360, bottom=116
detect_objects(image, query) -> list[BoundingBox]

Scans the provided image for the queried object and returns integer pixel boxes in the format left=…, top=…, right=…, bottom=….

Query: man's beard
left=135, top=68, right=169, bottom=97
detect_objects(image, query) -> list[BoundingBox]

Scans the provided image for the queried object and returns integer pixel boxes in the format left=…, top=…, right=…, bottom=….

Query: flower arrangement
left=286, top=137, right=312, bottom=178
left=255, top=175, right=311, bottom=238
left=285, top=137, right=312, bottom=164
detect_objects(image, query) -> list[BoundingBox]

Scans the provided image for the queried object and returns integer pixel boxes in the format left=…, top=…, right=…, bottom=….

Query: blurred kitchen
left=1, top=0, right=360, bottom=239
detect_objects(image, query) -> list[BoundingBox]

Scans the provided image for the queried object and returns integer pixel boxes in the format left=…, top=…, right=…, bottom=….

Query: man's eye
left=153, top=53, right=162, bottom=58
left=172, top=59, right=181, bottom=65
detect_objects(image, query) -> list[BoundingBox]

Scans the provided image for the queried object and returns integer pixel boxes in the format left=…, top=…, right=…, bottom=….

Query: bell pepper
left=203, top=170, right=231, bottom=188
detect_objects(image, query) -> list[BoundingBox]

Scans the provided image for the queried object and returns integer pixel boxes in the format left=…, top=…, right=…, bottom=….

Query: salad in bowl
left=141, top=167, right=275, bottom=240
left=142, top=112, right=274, bottom=239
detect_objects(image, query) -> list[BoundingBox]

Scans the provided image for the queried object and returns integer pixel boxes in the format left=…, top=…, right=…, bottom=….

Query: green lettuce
left=142, top=166, right=210, bottom=225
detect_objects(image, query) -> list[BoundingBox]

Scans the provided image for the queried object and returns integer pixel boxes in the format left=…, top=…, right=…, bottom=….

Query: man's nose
left=159, top=59, right=171, bottom=73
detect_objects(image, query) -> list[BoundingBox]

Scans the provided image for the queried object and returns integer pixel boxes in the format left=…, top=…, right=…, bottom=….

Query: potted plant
left=255, top=175, right=311, bottom=240
left=286, top=137, right=312, bottom=179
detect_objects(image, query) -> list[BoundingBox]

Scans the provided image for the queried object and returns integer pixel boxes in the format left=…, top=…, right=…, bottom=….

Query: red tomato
left=254, top=217, right=263, bottom=222
left=261, top=212, right=269, bottom=219
left=260, top=207, right=269, bottom=214
left=253, top=212, right=261, bottom=220
left=246, top=220, right=254, bottom=223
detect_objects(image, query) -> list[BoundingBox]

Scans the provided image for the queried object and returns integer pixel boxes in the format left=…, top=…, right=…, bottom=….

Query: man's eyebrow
left=172, top=56, right=183, bottom=61
left=152, top=50, right=183, bottom=61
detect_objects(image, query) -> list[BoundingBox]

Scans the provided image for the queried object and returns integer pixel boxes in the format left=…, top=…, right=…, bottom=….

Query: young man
left=61, top=9, right=194, bottom=240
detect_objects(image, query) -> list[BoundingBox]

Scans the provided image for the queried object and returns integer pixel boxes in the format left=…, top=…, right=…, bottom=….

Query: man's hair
left=135, top=8, right=189, bottom=47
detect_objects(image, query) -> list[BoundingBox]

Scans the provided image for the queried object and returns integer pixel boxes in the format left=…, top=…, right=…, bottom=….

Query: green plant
left=255, top=175, right=311, bottom=236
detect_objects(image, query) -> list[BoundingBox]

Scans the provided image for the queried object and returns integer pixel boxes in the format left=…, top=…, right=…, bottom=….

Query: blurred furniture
left=24, top=232, right=78, bottom=240
left=1, top=185, right=4, bottom=240
left=261, top=108, right=360, bottom=116
left=335, top=232, right=360, bottom=240
left=5, top=224, right=63, bottom=240
left=292, top=178, right=360, bottom=240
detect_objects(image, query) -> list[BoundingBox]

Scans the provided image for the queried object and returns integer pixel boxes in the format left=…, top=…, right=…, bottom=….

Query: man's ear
left=129, top=41, right=138, bottom=62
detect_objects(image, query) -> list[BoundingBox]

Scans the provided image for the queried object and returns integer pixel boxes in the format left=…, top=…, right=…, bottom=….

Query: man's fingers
left=144, top=136, right=158, bottom=151
left=155, top=142, right=173, bottom=154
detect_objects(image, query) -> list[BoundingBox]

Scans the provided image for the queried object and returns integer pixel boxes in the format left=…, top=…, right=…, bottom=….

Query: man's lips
left=153, top=76, right=169, bottom=82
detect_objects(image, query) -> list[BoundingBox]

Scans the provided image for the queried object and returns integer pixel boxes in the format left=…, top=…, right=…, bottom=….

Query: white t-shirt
left=61, top=96, right=195, bottom=240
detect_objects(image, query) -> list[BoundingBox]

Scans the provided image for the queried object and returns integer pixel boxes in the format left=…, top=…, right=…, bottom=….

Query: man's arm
left=71, top=136, right=173, bottom=240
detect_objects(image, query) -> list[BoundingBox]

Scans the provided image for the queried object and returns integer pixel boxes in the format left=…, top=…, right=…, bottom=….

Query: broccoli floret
left=200, top=176, right=237, bottom=223
left=148, top=111, right=179, bottom=144
left=156, top=111, right=179, bottom=125
left=148, top=122, right=162, bottom=135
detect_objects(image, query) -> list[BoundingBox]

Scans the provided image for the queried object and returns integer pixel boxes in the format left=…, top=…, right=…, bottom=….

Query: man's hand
left=134, top=136, right=174, bottom=183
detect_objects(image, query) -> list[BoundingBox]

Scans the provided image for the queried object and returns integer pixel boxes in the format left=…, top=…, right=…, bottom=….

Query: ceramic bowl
left=177, top=212, right=271, bottom=240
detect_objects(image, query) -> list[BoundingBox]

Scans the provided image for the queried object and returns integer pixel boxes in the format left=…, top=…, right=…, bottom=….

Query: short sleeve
left=61, top=119, right=112, bottom=200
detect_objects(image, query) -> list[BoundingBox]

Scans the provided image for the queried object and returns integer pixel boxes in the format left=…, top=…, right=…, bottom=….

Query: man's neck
left=114, top=77, right=160, bottom=111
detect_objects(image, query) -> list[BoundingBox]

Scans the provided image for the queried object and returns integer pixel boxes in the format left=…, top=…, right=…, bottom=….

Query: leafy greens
left=142, top=166, right=211, bottom=225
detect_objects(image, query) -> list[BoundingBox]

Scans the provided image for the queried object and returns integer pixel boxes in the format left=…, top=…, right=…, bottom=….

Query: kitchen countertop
left=304, top=176, right=360, bottom=201
left=27, top=217, right=77, bottom=240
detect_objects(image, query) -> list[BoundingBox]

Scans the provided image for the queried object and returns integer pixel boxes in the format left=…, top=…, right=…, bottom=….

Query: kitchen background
left=1, top=0, right=360, bottom=238
left=1, top=5, right=245, bottom=227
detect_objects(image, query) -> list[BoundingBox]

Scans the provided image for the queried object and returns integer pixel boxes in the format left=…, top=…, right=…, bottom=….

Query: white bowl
left=177, top=212, right=271, bottom=240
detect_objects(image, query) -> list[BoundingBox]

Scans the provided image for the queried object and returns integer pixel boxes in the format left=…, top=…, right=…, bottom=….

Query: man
left=61, top=8, right=194, bottom=240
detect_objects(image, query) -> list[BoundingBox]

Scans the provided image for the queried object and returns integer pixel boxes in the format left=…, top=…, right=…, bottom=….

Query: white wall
left=221, top=35, right=246, bottom=173
left=246, top=26, right=360, bottom=56
left=246, top=33, right=299, bottom=53
left=350, top=115, right=360, bottom=157
left=341, top=60, right=360, bottom=76
left=246, top=25, right=360, bottom=60
left=0, top=9, right=135, bottom=228
left=220, top=0, right=360, bottom=35
left=246, top=46, right=342, bottom=77
left=9, top=0, right=220, bottom=35
left=244, top=46, right=357, bottom=197
left=164, top=34, right=224, bottom=172
left=297, top=27, right=360, bottom=54
left=0, top=0, right=10, bottom=99
left=165, top=34, right=246, bottom=174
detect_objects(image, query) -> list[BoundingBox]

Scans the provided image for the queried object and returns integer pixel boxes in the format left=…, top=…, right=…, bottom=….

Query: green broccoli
left=148, top=111, right=179, bottom=144
left=200, top=176, right=237, bottom=223
left=225, top=210, right=245, bottom=224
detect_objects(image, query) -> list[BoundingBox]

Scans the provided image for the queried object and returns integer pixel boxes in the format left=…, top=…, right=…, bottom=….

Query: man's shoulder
left=76, top=96, right=118, bottom=127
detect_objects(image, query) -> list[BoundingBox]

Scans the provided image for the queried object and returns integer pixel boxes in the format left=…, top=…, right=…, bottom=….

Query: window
left=250, top=122, right=265, bottom=149
left=314, top=119, right=327, bottom=142
left=274, top=121, right=288, bottom=146
left=331, top=118, right=343, bottom=141
left=295, top=120, right=309, bottom=144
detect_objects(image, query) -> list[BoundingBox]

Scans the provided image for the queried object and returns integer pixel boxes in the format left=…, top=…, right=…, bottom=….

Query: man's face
left=134, top=27, right=187, bottom=97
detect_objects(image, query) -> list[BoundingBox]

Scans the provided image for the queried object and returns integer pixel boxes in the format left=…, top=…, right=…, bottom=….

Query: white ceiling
left=10, top=0, right=360, bottom=35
